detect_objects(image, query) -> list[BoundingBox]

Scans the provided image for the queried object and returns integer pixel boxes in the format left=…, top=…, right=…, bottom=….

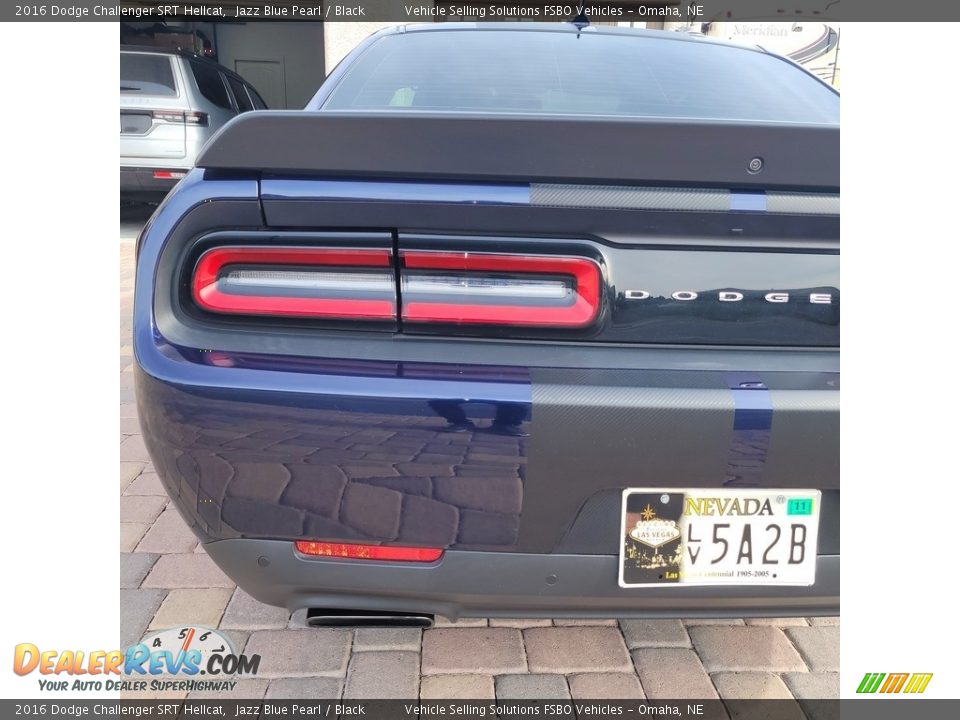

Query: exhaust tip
left=306, top=608, right=434, bottom=628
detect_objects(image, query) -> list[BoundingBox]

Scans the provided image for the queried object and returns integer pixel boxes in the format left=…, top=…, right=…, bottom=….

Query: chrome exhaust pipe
left=306, top=608, right=434, bottom=628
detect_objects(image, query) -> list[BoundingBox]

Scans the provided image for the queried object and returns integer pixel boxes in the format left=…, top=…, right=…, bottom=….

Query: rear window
left=227, top=76, right=254, bottom=113
left=120, top=53, right=177, bottom=97
left=189, top=60, right=232, bottom=110
left=323, top=30, right=839, bottom=124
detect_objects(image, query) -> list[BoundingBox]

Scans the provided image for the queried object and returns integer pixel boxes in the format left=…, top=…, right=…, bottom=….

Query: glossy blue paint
left=261, top=178, right=530, bottom=205
left=725, top=372, right=773, bottom=486
left=135, top=173, right=531, bottom=549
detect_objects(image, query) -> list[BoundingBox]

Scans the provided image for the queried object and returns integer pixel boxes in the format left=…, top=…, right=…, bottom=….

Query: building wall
left=214, top=22, right=326, bottom=109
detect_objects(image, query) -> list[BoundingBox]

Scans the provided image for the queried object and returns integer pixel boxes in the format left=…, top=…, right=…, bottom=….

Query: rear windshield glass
left=323, top=31, right=838, bottom=123
left=190, top=60, right=232, bottom=110
left=120, top=53, right=177, bottom=97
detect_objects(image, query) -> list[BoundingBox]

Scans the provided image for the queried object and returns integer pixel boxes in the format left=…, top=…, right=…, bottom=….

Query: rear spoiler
left=196, top=111, right=839, bottom=191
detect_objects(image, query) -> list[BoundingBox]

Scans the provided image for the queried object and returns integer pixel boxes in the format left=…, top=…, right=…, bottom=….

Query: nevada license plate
left=619, top=488, right=820, bottom=587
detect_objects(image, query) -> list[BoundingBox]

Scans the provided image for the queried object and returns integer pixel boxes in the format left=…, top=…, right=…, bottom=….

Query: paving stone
left=552, top=619, right=619, bottom=626
left=688, top=627, right=807, bottom=673
left=524, top=627, right=631, bottom=673
left=222, top=497, right=304, bottom=537
left=120, top=495, right=168, bottom=524
left=281, top=465, right=349, bottom=515
left=489, top=619, right=552, bottom=628
left=359, top=475, right=433, bottom=496
left=120, top=552, right=159, bottom=589
left=782, top=672, right=840, bottom=700
left=344, top=651, right=420, bottom=699
left=398, top=494, right=459, bottom=546
left=244, top=629, right=351, bottom=678
left=120, top=523, right=150, bottom=552
left=188, top=679, right=269, bottom=699
left=631, top=648, right=718, bottom=699
left=288, top=609, right=309, bottom=628
left=433, top=617, right=488, bottom=628
left=397, top=463, right=455, bottom=477
left=567, top=673, right=645, bottom=700
left=124, top=471, right=166, bottom=496
left=142, top=553, right=236, bottom=589
left=120, top=417, right=141, bottom=435
left=136, top=507, right=199, bottom=554
left=711, top=672, right=795, bottom=699
left=121, top=462, right=145, bottom=492
left=120, top=589, right=166, bottom=648
left=433, top=476, right=522, bottom=514
left=619, top=619, right=691, bottom=648
left=744, top=618, right=809, bottom=627
left=220, top=588, right=291, bottom=630
left=684, top=618, right=746, bottom=626
left=227, top=463, right=291, bottom=502
left=422, top=628, right=525, bottom=674
left=420, top=674, right=495, bottom=700
left=120, top=435, right=152, bottom=462
left=807, top=617, right=840, bottom=627
left=266, top=678, right=343, bottom=700
left=784, top=627, right=839, bottom=672
left=496, top=674, right=570, bottom=700
left=149, top=588, right=233, bottom=630
left=353, top=627, right=422, bottom=651
left=340, top=482, right=402, bottom=538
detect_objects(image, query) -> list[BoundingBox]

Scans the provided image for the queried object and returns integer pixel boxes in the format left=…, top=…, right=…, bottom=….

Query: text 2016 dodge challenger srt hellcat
left=134, top=24, right=839, bottom=626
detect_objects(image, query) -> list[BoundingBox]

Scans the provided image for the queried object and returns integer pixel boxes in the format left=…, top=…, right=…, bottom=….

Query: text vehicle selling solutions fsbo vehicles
left=134, top=24, right=839, bottom=625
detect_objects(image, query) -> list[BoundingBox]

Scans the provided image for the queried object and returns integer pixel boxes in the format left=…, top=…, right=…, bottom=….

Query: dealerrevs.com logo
left=13, top=626, right=260, bottom=693
left=857, top=672, right=934, bottom=694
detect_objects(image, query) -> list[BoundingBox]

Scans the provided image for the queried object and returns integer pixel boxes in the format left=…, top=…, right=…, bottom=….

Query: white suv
left=120, top=46, right=267, bottom=201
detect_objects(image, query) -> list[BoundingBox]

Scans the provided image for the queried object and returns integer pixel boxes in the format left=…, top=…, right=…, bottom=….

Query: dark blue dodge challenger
left=134, top=24, right=839, bottom=626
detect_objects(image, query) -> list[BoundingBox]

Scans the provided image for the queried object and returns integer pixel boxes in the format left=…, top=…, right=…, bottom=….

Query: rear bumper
left=120, top=167, right=185, bottom=195
left=206, top=538, right=839, bottom=618
left=133, top=172, right=840, bottom=618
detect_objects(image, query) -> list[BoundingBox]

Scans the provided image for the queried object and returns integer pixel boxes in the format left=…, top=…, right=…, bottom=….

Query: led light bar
left=294, top=541, right=444, bottom=563
left=400, top=251, right=601, bottom=327
left=192, top=246, right=396, bottom=320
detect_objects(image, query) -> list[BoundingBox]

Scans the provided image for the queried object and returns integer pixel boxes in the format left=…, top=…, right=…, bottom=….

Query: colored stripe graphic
left=857, top=673, right=885, bottom=693
left=880, top=673, right=908, bottom=693
left=857, top=672, right=933, bottom=694
left=904, top=674, right=934, bottom=694
left=724, top=373, right=773, bottom=486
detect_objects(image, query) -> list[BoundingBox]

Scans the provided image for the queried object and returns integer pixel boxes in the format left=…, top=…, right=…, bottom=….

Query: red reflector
left=192, top=246, right=396, bottom=320
left=401, top=251, right=601, bottom=327
left=153, top=170, right=187, bottom=180
left=294, top=541, right=444, bottom=562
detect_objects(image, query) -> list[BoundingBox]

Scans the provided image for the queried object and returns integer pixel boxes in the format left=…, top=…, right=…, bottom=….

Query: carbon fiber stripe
left=767, top=192, right=841, bottom=215
left=531, top=184, right=730, bottom=212
left=531, top=183, right=839, bottom=215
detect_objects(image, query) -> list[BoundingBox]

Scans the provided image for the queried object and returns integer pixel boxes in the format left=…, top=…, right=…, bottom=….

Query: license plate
left=619, top=488, right=820, bottom=587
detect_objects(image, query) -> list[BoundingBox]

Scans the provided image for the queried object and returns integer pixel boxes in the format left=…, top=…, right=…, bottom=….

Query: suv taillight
left=400, top=251, right=601, bottom=327
left=152, top=110, right=208, bottom=126
left=191, top=246, right=396, bottom=320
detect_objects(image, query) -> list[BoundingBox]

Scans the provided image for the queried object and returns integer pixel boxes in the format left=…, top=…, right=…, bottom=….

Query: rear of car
left=134, top=25, right=839, bottom=624
left=120, top=47, right=266, bottom=201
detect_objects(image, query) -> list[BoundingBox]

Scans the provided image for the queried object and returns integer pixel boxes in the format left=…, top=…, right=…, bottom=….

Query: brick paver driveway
left=119, top=207, right=839, bottom=700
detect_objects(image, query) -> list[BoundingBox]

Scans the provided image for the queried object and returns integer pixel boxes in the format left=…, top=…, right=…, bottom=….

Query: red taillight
left=153, top=170, right=187, bottom=180
left=400, top=251, right=601, bottom=327
left=192, top=246, right=396, bottom=320
left=294, top=541, right=444, bottom=563
left=152, top=110, right=208, bottom=126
